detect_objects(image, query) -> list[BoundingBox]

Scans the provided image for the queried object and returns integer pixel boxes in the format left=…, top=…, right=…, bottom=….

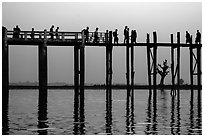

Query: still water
left=4, top=89, right=202, bottom=135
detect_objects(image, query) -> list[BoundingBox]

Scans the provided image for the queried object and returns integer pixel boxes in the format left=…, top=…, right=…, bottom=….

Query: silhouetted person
left=55, top=27, right=59, bottom=39
left=49, top=25, right=54, bottom=39
left=186, top=31, right=191, bottom=44
left=93, top=27, right=99, bottom=43
left=30, top=28, right=35, bottom=39
left=113, top=29, right=119, bottom=44
left=131, top=30, right=136, bottom=44
left=124, top=26, right=128, bottom=44
left=125, top=28, right=129, bottom=44
left=105, top=30, right=109, bottom=43
left=195, top=30, right=201, bottom=44
left=13, top=25, right=21, bottom=38
left=84, top=27, right=89, bottom=42
left=134, top=30, right=137, bottom=43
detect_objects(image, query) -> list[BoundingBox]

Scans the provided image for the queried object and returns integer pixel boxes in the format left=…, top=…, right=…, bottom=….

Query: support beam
left=2, top=27, right=9, bottom=107
left=153, top=32, right=157, bottom=88
left=38, top=30, right=47, bottom=113
left=171, top=34, right=175, bottom=88
left=197, top=46, right=201, bottom=87
left=146, top=33, right=151, bottom=88
left=79, top=31, right=85, bottom=124
left=177, top=32, right=180, bottom=87
left=189, top=47, right=193, bottom=88
left=126, top=43, right=130, bottom=98
left=2, top=26, right=9, bottom=135
left=130, top=44, right=134, bottom=106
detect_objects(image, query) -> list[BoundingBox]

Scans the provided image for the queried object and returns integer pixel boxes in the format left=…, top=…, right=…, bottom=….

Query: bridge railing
left=6, top=30, right=108, bottom=43
left=6, top=30, right=83, bottom=42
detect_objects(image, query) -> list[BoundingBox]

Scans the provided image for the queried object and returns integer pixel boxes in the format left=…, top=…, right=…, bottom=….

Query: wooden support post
left=80, top=31, right=85, bottom=119
left=130, top=44, right=134, bottom=106
left=2, top=27, right=9, bottom=106
left=153, top=32, right=157, bottom=88
left=177, top=32, right=180, bottom=87
left=189, top=47, right=193, bottom=88
left=105, top=31, right=113, bottom=134
left=171, top=34, right=175, bottom=88
left=38, top=30, right=48, bottom=135
left=126, top=41, right=130, bottom=97
left=146, top=33, right=151, bottom=89
left=2, top=26, right=9, bottom=135
left=197, top=46, right=201, bottom=87
left=38, top=30, right=47, bottom=108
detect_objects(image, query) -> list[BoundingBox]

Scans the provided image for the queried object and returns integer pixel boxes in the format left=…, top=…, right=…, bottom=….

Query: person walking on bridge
left=55, top=27, right=59, bottom=40
left=113, top=29, right=119, bottom=44
left=195, top=30, right=201, bottom=44
left=93, top=27, right=99, bottom=43
left=84, top=27, right=89, bottom=42
left=49, top=25, right=54, bottom=40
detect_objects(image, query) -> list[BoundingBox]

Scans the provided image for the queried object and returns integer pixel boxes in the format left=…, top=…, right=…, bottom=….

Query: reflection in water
left=126, top=88, right=135, bottom=134
left=188, top=89, right=202, bottom=135
left=37, top=87, right=48, bottom=135
left=105, top=87, right=112, bottom=134
left=145, top=89, right=157, bottom=135
left=196, top=89, right=202, bottom=134
left=73, top=86, right=85, bottom=135
left=145, top=89, right=152, bottom=134
left=170, top=90, right=175, bottom=134
left=170, top=89, right=181, bottom=135
left=2, top=89, right=9, bottom=135
left=176, top=90, right=181, bottom=134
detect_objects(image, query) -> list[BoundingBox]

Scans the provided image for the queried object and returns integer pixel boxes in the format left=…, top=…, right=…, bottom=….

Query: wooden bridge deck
left=7, top=38, right=202, bottom=47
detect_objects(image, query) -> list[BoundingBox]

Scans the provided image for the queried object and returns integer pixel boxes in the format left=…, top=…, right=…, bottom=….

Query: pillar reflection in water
left=37, top=87, right=48, bottom=135
left=105, top=87, right=112, bottom=134
left=188, top=89, right=202, bottom=135
left=145, top=88, right=157, bottom=135
left=145, top=89, right=152, bottom=134
left=2, top=89, right=9, bottom=135
left=170, top=89, right=181, bottom=135
left=73, top=86, right=85, bottom=135
left=126, top=87, right=135, bottom=134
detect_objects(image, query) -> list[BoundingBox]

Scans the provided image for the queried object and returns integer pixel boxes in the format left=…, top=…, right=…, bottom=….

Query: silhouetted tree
left=157, top=59, right=169, bottom=85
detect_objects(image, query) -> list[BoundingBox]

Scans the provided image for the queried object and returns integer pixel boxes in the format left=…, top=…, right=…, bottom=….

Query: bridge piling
left=171, top=34, right=175, bottom=89
left=2, top=26, right=9, bottom=135
left=177, top=32, right=180, bottom=87
left=146, top=33, right=152, bottom=90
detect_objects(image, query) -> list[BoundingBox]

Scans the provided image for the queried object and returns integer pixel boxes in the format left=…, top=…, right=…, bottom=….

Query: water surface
left=4, top=89, right=202, bottom=135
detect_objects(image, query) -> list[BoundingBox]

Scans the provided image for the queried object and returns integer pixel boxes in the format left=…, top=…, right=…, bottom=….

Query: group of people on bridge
left=186, top=30, right=201, bottom=44
left=11, top=25, right=201, bottom=45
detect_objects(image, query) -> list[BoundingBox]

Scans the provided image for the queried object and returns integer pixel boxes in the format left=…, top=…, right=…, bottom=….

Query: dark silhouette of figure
left=55, top=27, right=59, bottom=39
left=126, top=28, right=129, bottom=44
left=186, top=31, right=191, bottom=44
left=84, top=27, right=89, bottom=42
left=124, top=26, right=128, bottom=44
left=105, top=30, right=109, bottom=43
left=93, top=27, right=99, bottom=43
left=113, top=29, right=119, bottom=44
left=13, top=25, right=21, bottom=38
left=157, top=59, right=169, bottom=85
left=49, top=25, right=54, bottom=39
left=30, top=28, right=35, bottom=39
left=195, top=30, right=201, bottom=44
left=131, top=30, right=137, bottom=44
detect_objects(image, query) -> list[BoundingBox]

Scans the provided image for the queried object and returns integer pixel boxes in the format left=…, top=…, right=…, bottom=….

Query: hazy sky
left=2, top=2, right=202, bottom=84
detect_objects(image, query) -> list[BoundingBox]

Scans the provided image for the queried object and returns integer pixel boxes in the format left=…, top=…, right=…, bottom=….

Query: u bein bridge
left=2, top=26, right=202, bottom=134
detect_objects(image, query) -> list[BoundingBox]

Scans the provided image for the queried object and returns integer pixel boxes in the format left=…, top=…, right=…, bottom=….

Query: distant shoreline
left=9, top=85, right=202, bottom=90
